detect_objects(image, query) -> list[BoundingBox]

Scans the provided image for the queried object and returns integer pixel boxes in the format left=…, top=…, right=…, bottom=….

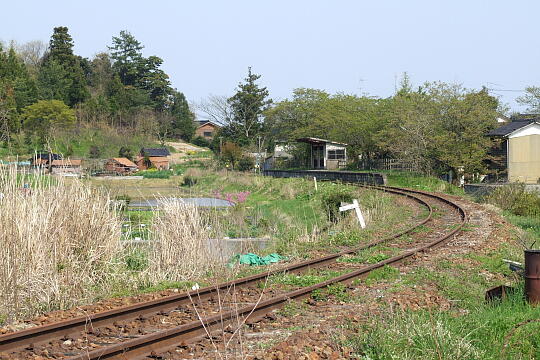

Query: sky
left=2, top=0, right=539, bottom=114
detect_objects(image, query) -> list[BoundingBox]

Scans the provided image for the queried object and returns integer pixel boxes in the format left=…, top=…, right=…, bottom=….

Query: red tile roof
left=112, top=158, right=137, bottom=168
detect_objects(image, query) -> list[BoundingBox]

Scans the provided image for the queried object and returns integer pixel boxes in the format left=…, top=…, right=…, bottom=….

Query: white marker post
left=313, top=177, right=318, bottom=192
left=339, top=199, right=366, bottom=229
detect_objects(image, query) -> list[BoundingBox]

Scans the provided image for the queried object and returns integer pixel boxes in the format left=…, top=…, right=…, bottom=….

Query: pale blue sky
left=2, top=0, right=539, bottom=112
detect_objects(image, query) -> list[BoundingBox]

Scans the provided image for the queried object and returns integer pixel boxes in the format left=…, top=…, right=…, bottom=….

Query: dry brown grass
left=148, top=199, right=223, bottom=281
left=0, top=167, right=123, bottom=321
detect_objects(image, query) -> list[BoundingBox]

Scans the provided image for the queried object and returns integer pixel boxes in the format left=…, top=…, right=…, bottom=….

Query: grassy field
left=98, top=168, right=417, bottom=246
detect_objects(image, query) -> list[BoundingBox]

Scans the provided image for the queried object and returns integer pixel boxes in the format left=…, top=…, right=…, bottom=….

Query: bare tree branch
left=193, top=94, right=232, bottom=125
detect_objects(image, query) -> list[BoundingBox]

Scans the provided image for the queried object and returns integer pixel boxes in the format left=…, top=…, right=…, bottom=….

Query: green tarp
left=229, top=253, right=285, bottom=266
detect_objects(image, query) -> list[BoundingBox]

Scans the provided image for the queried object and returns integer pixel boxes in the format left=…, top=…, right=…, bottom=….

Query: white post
left=313, top=176, right=318, bottom=191
left=339, top=199, right=366, bottom=229
left=352, top=199, right=366, bottom=228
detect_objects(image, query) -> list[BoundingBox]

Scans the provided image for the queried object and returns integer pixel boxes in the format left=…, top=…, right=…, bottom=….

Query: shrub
left=118, top=146, right=133, bottom=160
left=182, top=174, right=198, bottom=187
left=191, top=136, right=211, bottom=148
left=221, top=142, right=243, bottom=168
left=320, top=185, right=354, bottom=222
left=139, top=170, right=171, bottom=179
left=238, top=156, right=255, bottom=172
left=487, top=184, right=540, bottom=217
left=88, top=145, right=101, bottom=158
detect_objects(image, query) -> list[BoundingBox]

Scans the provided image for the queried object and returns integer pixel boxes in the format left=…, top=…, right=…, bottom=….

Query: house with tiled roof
left=30, top=152, right=62, bottom=168
left=135, top=147, right=171, bottom=170
left=50, top=159, right=82, bottom=176
left=195, top=120, right=221, bottom=140
left=104, top=158, right=138, bottom=175
left=486, top=115, right=540, bottom=183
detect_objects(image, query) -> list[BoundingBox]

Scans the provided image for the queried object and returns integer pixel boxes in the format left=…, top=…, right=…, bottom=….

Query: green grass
left=504, top=212, right=540, bottom=249
left=312, top=283, right=352, bottom=302
left=277, top=300, right=308, bottom=317
left=365, top=265, right=400, bottom=285
left=337, top=245, right=398, bottom=264
left=266, top=269, right=346, bottom=289
left=382, top=171, right=465, bottom=195
left=342, top=285, right=540, bottom=360
left=136, top=169, right=173, bottom=179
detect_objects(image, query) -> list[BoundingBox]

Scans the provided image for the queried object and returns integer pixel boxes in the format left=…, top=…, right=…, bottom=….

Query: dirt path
left=166, top=141, right=208, bottom=164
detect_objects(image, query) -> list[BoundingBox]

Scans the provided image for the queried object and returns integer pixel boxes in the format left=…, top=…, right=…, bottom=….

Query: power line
left=487, top=88, right=526, bottom=92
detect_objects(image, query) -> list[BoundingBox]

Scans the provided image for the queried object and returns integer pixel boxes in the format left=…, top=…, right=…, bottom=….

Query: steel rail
left=0, top=186, right=432, bottom=353
left=65, top=187, right=467, bottom=360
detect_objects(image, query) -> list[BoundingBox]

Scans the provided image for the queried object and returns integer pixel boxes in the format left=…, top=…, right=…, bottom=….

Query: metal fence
left=263, top=169, right=387, bottom=185
left=357, top=158, right=420, bottom=172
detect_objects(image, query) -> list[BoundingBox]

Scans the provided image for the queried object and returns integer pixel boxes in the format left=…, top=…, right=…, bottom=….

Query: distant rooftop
left=140, top=148, right=171, bottom=157
left=487, top=117, right=540, bottom=137
left=296, top=137, right=347, bottom=146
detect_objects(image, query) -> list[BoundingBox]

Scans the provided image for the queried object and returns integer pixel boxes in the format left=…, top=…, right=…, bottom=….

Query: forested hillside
left=0, top=27, right=194, bottom=158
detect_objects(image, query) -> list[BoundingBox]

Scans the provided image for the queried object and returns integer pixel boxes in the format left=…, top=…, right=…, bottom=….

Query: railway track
left=0, top=182, right=467, bottom=360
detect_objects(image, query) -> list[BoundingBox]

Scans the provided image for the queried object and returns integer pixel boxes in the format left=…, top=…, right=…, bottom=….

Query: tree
left=0, top=44, right=37, bottom=135
left=47, top=26, right=76, bottom=65
left=22, top=99, right=76, bottom=145
left=14, top=40, right=46, bottom=73
left=517, top=86, right=540, bottom=113
left=108, top=30, right=144, bottom=87
left=227, top=67, right=272, bottom=145
left=119, top=146, right=133, bottom=160
left=379, top=80, right=499, bottom=177
left=108, top=31, right=175, bottom=111
left=88, top=145, right=101, bottom=158
left=169, top=90, right=195, bottom=140
left=220, top=142, right=243, bottom=168
left=139, top=55, right=171, bottom=110
left=37, top=60, right=72, bottom=103
left=88, top=52, right=114, bottom=94
left=39, top=26, right=88, bottom=106
left=264, top=88, right=384, bottom=161
left=430, top=85, right=499, bottom=176
left=195, top=94, right=233, bottom=125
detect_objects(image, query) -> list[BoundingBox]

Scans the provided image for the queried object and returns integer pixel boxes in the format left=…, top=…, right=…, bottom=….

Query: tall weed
left=0, top=167, right=123, bottom=321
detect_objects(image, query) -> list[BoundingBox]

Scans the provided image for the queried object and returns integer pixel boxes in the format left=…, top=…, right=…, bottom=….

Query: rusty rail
left=0, top=187, right=431, bottom=353
left=0, top=183, right=466, bottom=359
left=66, top=187, right=467, bottom=360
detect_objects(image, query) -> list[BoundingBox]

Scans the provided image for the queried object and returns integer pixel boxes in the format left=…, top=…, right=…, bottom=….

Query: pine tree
left=0, top=45, right=37, bottom=134
left=109, top=31, right=173, bottom=111
left=109, top=30, right=144, bottom=87
left=47, top=26, right=75, bottom=65
left=39, top=26, right=88, bottom=106
left=139, top=56, right=171, bottom=110
left=169, top=90, right=195, bottom=140
left=227, top=67, right=272, bottom=145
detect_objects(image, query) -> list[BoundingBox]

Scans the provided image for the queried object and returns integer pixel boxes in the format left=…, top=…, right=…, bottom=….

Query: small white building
left=296, top=137, right=347, bottom=170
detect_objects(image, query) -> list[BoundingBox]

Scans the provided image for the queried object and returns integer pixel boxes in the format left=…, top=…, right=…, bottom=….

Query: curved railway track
left=0, top=181, right=467, bottom=360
